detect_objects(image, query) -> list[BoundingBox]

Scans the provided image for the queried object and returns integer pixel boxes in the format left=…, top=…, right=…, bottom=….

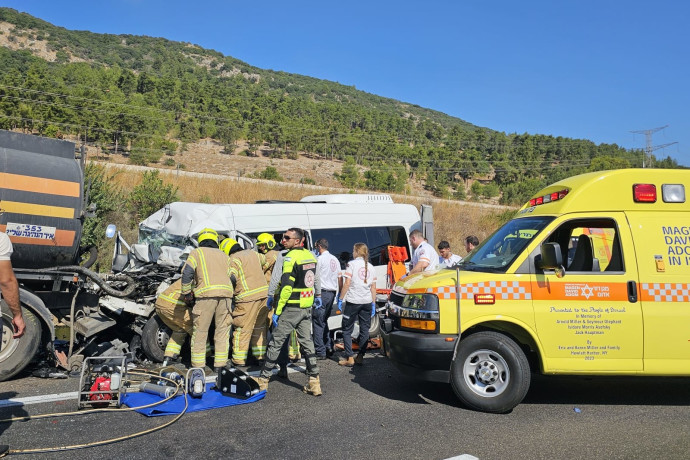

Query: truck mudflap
left=382, top=329, right=456, bottom=383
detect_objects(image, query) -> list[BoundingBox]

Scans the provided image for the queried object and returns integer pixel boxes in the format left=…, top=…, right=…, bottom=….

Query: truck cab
left=382, top=169, right=690, bottom=413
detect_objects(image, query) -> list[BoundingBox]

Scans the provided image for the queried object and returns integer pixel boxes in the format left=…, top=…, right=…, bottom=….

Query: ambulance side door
left=531, top=213, right=643, bottom=372
left=627, top=212, right=690, bottom=374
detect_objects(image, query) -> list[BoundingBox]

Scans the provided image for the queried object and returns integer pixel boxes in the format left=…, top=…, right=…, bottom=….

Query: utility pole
left=630, top=125, right=677, bottom=168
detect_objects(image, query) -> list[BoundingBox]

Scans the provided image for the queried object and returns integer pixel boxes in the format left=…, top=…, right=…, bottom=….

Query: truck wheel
left=450, top=331, right=530, bottom=413
left=0, top=304, right=41, bottom=382
left=141, top=314, right=171, bottom=363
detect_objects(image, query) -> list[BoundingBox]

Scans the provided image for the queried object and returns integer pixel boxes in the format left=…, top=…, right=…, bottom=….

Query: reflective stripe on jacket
left=276, top=248, right=318, bottom=315
left=229, top=249, right=269, bottom=302
left=156, top=279, right=185, bottom=308
left=181, top=247, right=233, bottom=298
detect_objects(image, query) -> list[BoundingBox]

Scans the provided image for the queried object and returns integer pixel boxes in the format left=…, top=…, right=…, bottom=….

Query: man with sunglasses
left=254, top=228, right=323, bottom=395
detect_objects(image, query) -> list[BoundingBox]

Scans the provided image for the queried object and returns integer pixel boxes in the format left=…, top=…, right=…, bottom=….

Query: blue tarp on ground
left=122, top=382, right=265, bottom=417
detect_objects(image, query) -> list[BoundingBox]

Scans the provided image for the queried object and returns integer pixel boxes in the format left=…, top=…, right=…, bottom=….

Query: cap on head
left=256, top=232, right=276, bottom=250
left=220, top=237, right=239, bottom=256
left=197, top=228, right=219, bottom=245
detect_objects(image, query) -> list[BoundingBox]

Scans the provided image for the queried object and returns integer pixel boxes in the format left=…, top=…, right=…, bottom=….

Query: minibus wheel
left=450, top=331, right=530, bottom=413
left=141, top=314, right=171, bottom=363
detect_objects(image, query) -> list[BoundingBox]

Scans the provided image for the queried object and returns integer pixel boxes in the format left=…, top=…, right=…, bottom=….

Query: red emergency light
left=528, top=188, right=569, bottom=208
left=633, top=184, right=657, bottom=203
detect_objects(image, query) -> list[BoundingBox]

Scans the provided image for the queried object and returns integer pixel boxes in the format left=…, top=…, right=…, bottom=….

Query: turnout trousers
left=260, top=307, right=319, bottom=379
left=190, top=297, right=232, bottom=368
left=155, top=302, right=193, bottom=359
left=231, top=298, right=268, bottom=364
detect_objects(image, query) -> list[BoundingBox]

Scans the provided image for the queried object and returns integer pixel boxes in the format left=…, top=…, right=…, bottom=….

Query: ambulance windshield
left=461, top=216, right=553, bottom=272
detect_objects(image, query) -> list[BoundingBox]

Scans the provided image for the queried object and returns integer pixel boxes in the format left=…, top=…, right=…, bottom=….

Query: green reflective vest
left=275, top=248, right=318, bottom=315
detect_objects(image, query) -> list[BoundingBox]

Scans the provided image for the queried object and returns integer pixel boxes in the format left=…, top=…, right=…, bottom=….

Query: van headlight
left=401, top=293, right=439, bottom=312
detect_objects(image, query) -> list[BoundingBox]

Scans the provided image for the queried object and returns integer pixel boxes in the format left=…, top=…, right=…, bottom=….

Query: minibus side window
left=311, top=226, right=409, bottom=269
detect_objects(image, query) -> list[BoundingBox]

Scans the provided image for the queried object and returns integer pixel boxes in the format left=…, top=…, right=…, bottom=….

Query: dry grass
left=103, top=163, right=517, bottom=254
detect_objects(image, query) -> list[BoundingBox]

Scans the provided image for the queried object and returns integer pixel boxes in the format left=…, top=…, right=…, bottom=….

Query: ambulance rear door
left=627, top=211, right=690, bottom=374
left=531, top=213, right=643, bottom=373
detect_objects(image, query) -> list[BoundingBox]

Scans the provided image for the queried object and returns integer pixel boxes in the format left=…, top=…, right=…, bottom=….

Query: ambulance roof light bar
left=528, top=189, right=569, bottom=208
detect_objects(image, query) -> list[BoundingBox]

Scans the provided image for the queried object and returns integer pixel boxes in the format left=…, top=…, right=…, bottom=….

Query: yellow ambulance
left=381, top=168, right=690, bottom=413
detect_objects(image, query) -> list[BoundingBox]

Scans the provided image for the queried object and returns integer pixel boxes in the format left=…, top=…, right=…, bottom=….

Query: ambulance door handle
left=627, top=280, right=638, bottom=303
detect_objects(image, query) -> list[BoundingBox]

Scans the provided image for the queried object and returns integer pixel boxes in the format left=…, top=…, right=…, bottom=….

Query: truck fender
left=19, top=288, right=55, bottom=342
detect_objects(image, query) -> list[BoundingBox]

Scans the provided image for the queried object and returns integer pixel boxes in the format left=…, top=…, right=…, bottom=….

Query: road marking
left=0, top=366, right=304, bottom=408
left=444, top=455, right=479, bottom=460
left=0, top=391, right=79, bottom=408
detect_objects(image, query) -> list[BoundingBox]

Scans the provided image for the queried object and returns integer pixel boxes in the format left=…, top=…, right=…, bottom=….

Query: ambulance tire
left=0, top=305, right=41, bottom=382
left=450, top=331, right=531, bottom=414
left=141, top=314, right=171, bottom=363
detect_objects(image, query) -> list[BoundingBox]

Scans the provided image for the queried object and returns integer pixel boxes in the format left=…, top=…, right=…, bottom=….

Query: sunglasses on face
left=281, top=235, right=298, bottom=241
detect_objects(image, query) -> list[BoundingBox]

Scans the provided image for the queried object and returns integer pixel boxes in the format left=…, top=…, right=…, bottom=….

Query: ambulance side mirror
left=539, top=242, right=566, bottom=278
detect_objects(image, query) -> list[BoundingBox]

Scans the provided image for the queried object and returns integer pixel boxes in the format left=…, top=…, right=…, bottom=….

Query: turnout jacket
left=181, top=247, right=233, bottom=298
left=229, top=249, right=269, bottom=302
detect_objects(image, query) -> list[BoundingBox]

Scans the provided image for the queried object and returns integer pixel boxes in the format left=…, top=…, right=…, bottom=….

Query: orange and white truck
left=382, top=168, right=690, bottom=413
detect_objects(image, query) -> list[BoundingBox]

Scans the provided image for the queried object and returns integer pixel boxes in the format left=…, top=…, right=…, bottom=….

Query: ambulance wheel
left=0, top=304, right=41, bottom=382
left=450, top=331, right=530, bottom=413
left=141, top=314, right=171, bottom=363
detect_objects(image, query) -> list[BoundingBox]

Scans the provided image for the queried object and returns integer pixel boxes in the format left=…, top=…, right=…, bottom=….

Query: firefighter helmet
left=256, top=233, right=276, bottom=250
left=220, top=237, right=239, bottom=255
left=197, top=228, right=219, bottom=245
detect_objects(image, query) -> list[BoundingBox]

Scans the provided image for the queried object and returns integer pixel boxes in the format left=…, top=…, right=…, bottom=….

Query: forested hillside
left=0, top=8, right=680, bottom=204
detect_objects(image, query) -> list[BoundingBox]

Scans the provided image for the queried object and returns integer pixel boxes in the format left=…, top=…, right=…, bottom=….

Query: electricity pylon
left=630, top=125, right=678, bottom=167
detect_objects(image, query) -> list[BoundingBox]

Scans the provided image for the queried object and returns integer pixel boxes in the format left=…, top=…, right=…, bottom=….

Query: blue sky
left=4, top=0, right=689, bottom=165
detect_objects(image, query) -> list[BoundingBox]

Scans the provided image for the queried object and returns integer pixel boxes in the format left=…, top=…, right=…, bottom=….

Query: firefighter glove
left=371, top=302, right=376, bottom=317
left=183, top=292, right=195, bottom=308
left=314, top=296, right=322, bottom=309
left=272, top=313, right=279, bottom=328
left=267, top=295, right=274, bottom=310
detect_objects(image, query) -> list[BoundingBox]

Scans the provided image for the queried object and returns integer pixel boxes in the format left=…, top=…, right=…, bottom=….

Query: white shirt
left=343, top=257, right=376, bottom=304
left=439, top=253, right=462, bottom=268
left=411, top=241, right=439, bottom=272
left=0, top=232, right=13, bottom=261
left=317, top=250, right=340, bottom=292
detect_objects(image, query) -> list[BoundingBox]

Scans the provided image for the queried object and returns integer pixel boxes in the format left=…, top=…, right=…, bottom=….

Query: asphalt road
left=2, top=352, right=690, bottom=460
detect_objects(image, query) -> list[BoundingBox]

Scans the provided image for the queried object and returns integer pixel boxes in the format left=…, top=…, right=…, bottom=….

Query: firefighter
left=256, top=232, right=278, bottom=284
left=254, top=227, right=322, bottom=395
left=220, top=238, right=270, bottom=366
left=181, top=228, right=233, bottom=372
left=154, top=279, right=192, bottom=365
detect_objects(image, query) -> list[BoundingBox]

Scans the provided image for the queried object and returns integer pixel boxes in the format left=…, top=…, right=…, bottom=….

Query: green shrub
left=259, top=166, right=283, bottom=181
left=128, top=170, right=179, bottom=225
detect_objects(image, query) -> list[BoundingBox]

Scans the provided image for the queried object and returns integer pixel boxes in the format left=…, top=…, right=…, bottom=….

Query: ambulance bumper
left=382, top=330, right=456, bottom=383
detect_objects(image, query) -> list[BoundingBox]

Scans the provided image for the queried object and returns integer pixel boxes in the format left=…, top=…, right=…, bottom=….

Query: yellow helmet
left=256, top=233, right=276, bottom=250
left=197, top=228, right=219, bottom=245
left=220, top=237, right=239, bottom=256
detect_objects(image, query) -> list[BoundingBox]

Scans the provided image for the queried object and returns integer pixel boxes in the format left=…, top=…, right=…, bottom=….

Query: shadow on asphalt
left=0, top=392, right=29, bottom=436
left=349, top=354, right=690, bottom=410
left=348, top=353, right=463, bottom=408
left=524, top=373, right=690, bottom=406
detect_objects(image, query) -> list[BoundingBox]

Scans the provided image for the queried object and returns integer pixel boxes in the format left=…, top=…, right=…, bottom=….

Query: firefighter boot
left=252, top=376, right=269, bottom=391
left=303, top=376, right=322, bottom=396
